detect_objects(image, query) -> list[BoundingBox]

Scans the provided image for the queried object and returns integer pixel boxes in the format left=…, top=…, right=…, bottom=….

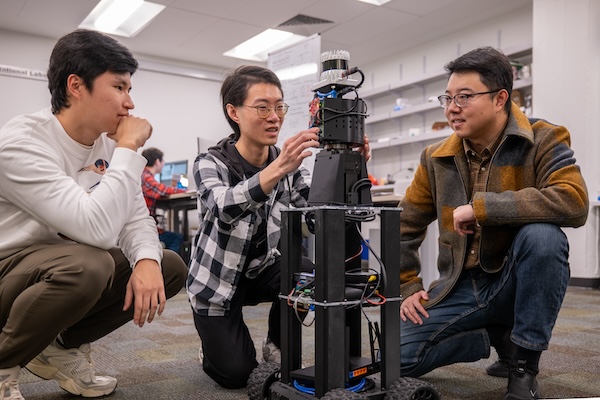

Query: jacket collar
left=432, top=103, right=534, bottom=158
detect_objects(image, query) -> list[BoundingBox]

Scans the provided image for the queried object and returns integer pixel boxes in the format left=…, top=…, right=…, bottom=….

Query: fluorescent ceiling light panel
left=79, top=0, right=165, bottom=38
left=357, top=0, right=391, bottom=5
left=224, top=28, right=307, bottom=62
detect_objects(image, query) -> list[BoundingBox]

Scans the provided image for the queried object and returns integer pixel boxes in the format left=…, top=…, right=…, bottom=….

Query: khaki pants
left=0, top=242, right=187, bottom=368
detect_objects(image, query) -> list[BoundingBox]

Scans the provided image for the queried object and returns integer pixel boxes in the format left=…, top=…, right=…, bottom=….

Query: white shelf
left=362, top=70, right=446, bottom=101
left=361, top=43, right=532, bottom=102
left=371, top=128, right=453, bottom=150
left=360, top=84, right=391, bottom=99
left=360, top=68, right=446, bottom=99
left=513, top=77, right=533, bottom=90
left=371, top=184, right=395, bottom=193
left=364, top=76, right=532, bottom=127
left=366, top=101, right=440, bottom=125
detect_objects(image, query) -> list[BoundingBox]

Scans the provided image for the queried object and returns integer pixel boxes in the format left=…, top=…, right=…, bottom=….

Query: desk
left=367, top=192, right=440, bottom=289
left=155, top=191, right=197, bottom=241
left=372, top=193, right=403, bottom=207
left=155, top=192, right=402, bottom=241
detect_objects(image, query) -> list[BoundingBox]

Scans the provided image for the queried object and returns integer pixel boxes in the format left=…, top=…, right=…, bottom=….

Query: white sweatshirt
left=0, top=107, right=162, bottom=267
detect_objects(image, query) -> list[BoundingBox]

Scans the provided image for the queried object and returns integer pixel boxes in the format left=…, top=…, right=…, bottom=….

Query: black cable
left=305, top=211, right=315, bottom=234
left=323, top=112, right=369, bottom=124
left=338, top=67, right=365, bottom=95
left=345, top=209, right=377, bottom=223
left=354, top=223, right=387, bottom=293
left=350, top=178, right=372, bottom=194
left=353, top=68, right=365, bottom=89
left=321, top=90, right=368, bottom=123
left=346, top=265, right=381, bottom=306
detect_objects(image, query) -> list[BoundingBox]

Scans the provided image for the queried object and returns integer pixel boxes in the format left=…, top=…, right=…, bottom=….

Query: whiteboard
left=268, top=34, right=321, bottom=173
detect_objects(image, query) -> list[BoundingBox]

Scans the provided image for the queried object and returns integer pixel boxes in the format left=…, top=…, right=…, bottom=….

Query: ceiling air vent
left=279, top=14, right=333, bottom=26
left=277, top=14, right=333, bottom=36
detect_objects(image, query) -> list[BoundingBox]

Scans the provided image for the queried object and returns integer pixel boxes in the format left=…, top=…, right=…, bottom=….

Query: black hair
left=444, top=46, right=513, bottom=114
left=141, top=147, right=164, bottom=167
left=47, top=29, right=138, bottom=113
left=220, top=65, right=283, bottom=139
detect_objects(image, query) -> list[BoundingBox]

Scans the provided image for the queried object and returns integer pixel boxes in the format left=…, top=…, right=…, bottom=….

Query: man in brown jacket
left=398, top=47, right=588, bottom=400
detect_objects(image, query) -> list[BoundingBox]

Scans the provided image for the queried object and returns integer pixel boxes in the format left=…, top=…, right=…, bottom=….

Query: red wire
left=365, top=292, right=386, bottom=305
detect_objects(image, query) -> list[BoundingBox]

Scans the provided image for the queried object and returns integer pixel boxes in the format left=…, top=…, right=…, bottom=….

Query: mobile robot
left=247, top=50, right=440, bottom=400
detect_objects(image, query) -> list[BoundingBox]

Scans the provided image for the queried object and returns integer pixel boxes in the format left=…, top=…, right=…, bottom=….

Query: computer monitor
left=160, top=160, right=188, bottom=188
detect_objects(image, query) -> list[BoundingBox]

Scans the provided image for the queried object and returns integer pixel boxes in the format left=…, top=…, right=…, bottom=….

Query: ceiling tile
left=169, top=0, right=319, bottom=28
left=133, top=7, right=217, bottom=44
left=0, top=0, right=27, bottom=18
left=383, top=0, right=463, bottom=16
left=0, top=0, right=533, bottom=72
left=323, top=7, right=417, bottom=45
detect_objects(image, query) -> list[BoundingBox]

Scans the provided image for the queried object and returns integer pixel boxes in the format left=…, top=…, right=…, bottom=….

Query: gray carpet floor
left=17, top=286, right=600, bottom=399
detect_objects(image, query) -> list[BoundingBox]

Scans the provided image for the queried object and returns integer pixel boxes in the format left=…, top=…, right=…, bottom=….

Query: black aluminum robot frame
left=272, top=206, right=402, bottom=399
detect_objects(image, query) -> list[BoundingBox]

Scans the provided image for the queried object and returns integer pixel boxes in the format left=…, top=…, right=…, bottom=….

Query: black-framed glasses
left=243, top=103, right=289, bottom=118
left=437, top=89, right=503, bottom=109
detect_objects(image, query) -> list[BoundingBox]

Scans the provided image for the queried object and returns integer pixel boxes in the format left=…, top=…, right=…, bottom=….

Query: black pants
left=193, top=256, right=313, bottom=389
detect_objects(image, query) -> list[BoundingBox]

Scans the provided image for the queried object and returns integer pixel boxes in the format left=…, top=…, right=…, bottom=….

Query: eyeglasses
left=243, top=104, right=289, bottom=118
left=437, top=89, right=502, bottom=109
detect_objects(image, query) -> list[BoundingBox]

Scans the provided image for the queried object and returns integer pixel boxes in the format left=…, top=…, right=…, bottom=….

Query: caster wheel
left=247, top=362, right=281, bottom=400
left=384, top=377, right=440, bottom=400
left=321, top=387, right=369, bottom=400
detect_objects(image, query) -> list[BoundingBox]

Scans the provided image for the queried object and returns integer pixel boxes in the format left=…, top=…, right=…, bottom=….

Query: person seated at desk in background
left=397, top=46, right=588, bottom=400
left=141, top=147, right=187, bottom=253
left=0, top=29, right=187, bottom=400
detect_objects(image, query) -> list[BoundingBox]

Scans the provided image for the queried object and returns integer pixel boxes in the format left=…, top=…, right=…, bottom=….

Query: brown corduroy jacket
left=399, top=103, right=589, bottom=308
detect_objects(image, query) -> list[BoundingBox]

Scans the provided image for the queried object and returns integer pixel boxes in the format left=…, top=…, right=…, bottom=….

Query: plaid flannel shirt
left=141, top=168, right=186, bottom=216
left=187, top=136, right=311, bottom=316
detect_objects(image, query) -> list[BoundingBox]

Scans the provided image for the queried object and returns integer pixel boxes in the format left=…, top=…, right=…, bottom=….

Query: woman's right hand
left=258, top=127, right=319, bottom=194
left=276, top=127, right=320, bottom=175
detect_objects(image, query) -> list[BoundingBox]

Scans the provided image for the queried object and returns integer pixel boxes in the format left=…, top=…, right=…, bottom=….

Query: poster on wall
left=267, top=34, right=321, bottom=174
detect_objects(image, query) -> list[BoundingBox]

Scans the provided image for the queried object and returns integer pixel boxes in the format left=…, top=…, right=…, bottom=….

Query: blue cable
left=348, top=379, right=367, bottom=392
left=316, top=89, right=337, bottom=99
left=293, top=380, right=313, bottom=394
left=292, top=378, right=366, bottom=395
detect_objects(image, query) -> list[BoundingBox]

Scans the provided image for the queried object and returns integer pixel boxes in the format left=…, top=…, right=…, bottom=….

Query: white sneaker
left=262, top=338, right=281, bottom=364
left=25, top=341, right=116, bottom=397
left=0, top=366, right=24, bottom=400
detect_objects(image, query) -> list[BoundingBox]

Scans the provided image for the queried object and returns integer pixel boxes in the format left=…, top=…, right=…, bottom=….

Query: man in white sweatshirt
left=0, top=29, right=187, bottom=399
